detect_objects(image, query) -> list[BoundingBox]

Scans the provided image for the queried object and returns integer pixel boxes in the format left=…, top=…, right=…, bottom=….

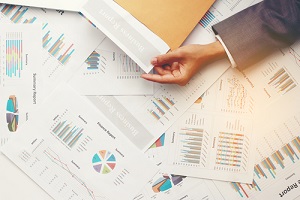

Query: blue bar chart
left=199, top=10, right=216, bottom=28
left=231, top=136, right=300, bottom=198
left=44, top=32, right=75, bottom=65
left=52, top=120, right=83, bottom=148
left=148, top=95, right=176, bottom=121
left=86, top=51, right=100, bottom=70
left=1, top=5, right=35, bottom=24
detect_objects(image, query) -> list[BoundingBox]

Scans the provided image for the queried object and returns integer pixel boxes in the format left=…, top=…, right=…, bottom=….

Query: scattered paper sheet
left=0, top=0, right=87, bottom=11
left=2, top=85, right=159, bottom=200
left=0, top=4, right=106, bottom=93
left=163, top=68, right=255, bottom=183
left=81, top=0, right=170, bottom=73
left=215, top=94, right=300, bottom=200
left=68, top=37, right=154, bottom=95
left=0, top=24, right=41, bottom=146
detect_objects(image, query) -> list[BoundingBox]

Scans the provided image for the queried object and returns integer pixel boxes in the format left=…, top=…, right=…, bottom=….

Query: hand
left=141, top=41, right=226, bottom=86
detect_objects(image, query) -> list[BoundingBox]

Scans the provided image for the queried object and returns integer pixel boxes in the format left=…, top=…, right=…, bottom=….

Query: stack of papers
left=1, top=0, right=300, bottom=200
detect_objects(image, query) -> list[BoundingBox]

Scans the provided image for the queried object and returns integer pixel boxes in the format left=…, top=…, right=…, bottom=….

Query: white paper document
left=134, top=172, right=225, bottom=200
left=135, top=134, right=225, bottom=200
left=240, top=42, right=300, bottom=110
left=0, top=24, right=41, bottom=146
left=212, top=41, right=300, bottom=200
left=2, top=85, right=159, bottom=200
left=0, top=4, right=106, bottom=93
left=163, top=68, right=255, bottom=183
left=214, top=91, right=300, bottom=200
left=69, top=37, right=154, bottom=95
left=87, top=58, right=229, bottom=152
left=81, top=0, right=170, bottom=73
left=0, top=0, right=86, bottom=11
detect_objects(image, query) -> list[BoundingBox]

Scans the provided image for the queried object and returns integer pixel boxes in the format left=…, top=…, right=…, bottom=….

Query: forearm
left=198, top=41, right=227, bottom=67
left=212, top=0, right=300, bottom=70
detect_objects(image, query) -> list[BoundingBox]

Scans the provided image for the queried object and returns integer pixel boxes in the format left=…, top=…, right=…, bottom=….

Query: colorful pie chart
left=6, top=95, right=19, bottom=132
left=92, top=150, right=116, bottom=174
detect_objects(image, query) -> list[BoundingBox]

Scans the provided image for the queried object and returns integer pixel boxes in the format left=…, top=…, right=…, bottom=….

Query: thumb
left=151, top=50, right=182, bottom=66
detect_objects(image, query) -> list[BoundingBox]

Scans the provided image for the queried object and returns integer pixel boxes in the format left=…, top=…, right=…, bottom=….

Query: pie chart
left=152, top=174, right=186, bottom=193
left=6, top=95, right=19, bottom=132
left=92, top=150, right=116, bottom=174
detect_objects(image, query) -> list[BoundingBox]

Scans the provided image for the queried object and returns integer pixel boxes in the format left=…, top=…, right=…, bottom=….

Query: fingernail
left=151, top=57, right=157, bottom=65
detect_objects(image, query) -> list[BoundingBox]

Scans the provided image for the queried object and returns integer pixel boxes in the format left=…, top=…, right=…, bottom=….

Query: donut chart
left=92, top=150, right=116, bottom=174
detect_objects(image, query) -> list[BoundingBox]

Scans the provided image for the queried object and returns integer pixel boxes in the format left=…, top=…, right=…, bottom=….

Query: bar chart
left=1, top=5, right=76, bottom=66
left=5, top=32, right=23, bottom=78
left=42, top=23, right=75, bottom=65
left=84, top=49, right=108, bottom=75
left=1, top=5, right=30, bottom=23
left=51, top=120, right=83, bottom=148
left=117, top=53, right=141, bottom=79
left=148, top=95, right=176, bottom=121
left=268, top=67, right=297, bottom=94
left=172, top=127, right=209, bottom=168
left=86, top=51, right=101, bottom=70
left=82, top=46, right=143, bottom=79
left=215, top=132, right=248, bottom=171
left=199, top=10, right=218, bottom=29
left=0, top=3, right=103, bottom=85
left=231, top=137, right=300, bottom=198
left=225, top=113, right=300, bottom=199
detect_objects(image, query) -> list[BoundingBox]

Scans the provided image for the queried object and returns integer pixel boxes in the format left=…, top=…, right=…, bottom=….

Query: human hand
left=141, top=41, right=226, bottom=86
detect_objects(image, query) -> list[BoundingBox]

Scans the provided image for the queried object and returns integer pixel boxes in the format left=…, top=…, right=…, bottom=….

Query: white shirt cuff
left=215, top=35, right=237, bottom=68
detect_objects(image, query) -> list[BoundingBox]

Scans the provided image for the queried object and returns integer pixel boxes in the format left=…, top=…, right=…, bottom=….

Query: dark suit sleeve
left=212, top=0, right=300, bottom=70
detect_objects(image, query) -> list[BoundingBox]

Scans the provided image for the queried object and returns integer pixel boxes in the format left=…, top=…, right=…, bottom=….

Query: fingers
left=153, top=66, right=171, bottom=75
left=151, top=50, right=182, bottom=66
left=141, top=73, right=176, bottom=84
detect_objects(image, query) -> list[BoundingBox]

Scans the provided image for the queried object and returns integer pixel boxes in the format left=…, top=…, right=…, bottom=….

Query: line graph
left=17, top=142, right=105, bottom=200
left=288, top=42, right=300, bottom=68
left=44, top=148, right=98, bottom=200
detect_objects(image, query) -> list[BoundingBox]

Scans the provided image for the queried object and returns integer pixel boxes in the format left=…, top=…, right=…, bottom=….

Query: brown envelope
left=114, top=0, right=215, bottom=50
